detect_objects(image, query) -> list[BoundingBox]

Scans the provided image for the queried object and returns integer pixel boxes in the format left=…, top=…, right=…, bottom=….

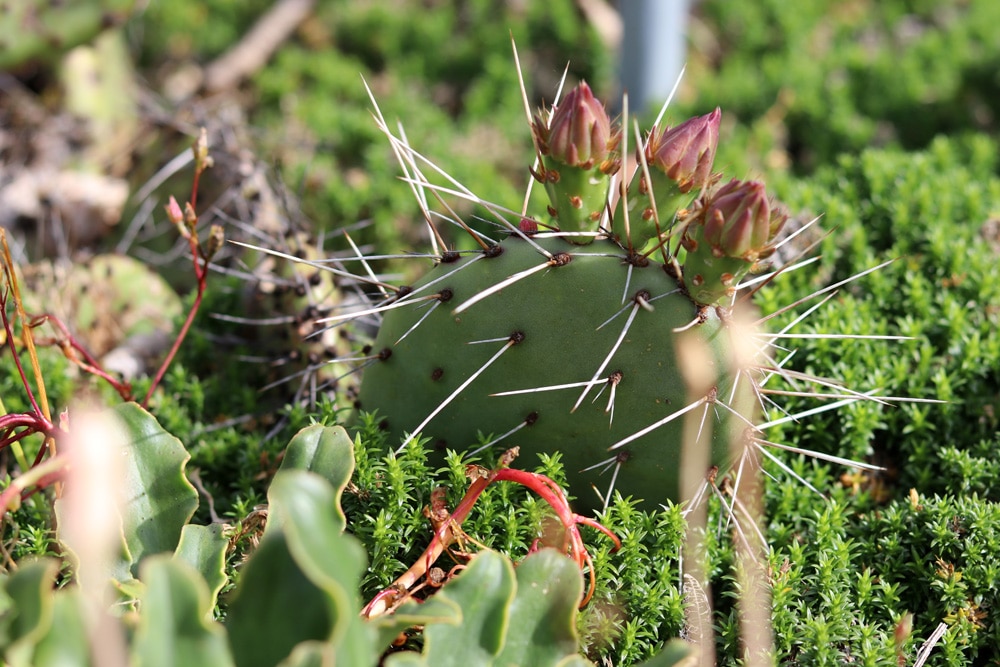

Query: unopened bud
left=165, top=196, right=184, bottom=225
left=203, top=224, right=225, bottom=260
left=183, top=201, right=198, bottom=228
left=165, top=196, right=190, bottom=239
left=702, top=179, right=772, bottom=259
left=680, top=179, right=790, bottom=305
left=535, top=81, right=613, bottom=169
left=193, top=128, right=214, bottom=171
left=647, top=108, right=720, bottom=193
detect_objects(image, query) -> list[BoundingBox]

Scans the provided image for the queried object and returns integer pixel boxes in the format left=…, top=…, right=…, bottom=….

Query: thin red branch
left=1, top=288, right=49, bottom=426
left=142, top=134, right=215, bottom=407
left=142, top=236, right=207, bottom=407
left=29, top=314, right=133, bottom=400
left=361, top=448, right=620, bottom=619
left=0, top=427, right=36, bottom=450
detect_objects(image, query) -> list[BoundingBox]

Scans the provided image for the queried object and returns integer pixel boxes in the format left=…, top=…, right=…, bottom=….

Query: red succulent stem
left=142, top=232, right=208, bottom=408
left=361, top=449, right=620, bottom=618
left=1, top=288, right=50, bottom=427
left=30, top=314, right=133, bottom=400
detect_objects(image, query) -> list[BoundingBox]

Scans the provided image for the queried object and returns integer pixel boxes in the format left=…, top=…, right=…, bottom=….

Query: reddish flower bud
left=647, top=108, right=720, bottom=193
left=164, top=196, right=184, bottom=225
left=767, top=203, right=790, bottom=244
left=518, top=218, right=539, bottom=234
left=535, top=81, right=613, bottom=169
left=165, top=195, right=191, bottom=239
left=702, top=179, right=772, bottom=259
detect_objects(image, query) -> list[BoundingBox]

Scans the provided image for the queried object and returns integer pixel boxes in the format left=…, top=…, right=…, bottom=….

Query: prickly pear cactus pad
left=353, top=77, right=853, bottom=511
left=358, top=236, right=739, bottom=507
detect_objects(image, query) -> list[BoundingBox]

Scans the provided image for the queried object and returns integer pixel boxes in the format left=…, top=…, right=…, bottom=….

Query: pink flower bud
left=536, top=81, right=613, bottom=169
left=165, top=196, right=184, bottom=225
left=647, top=108, right=720, bottom=193
left=702, top=179, right=772, bottom=258
left=518, top=218, right=539, bottom=234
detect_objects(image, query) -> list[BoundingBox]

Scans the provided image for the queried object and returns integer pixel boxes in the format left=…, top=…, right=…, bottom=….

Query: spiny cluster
left=345, top=79, right=808, bottom=512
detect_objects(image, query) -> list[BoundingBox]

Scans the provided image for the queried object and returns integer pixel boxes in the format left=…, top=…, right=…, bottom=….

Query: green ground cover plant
left=1, top=1, right=999, bottom=665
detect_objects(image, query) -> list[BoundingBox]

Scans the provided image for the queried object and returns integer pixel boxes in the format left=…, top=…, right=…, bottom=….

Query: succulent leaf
left=133, top=556, right=234, bottom=667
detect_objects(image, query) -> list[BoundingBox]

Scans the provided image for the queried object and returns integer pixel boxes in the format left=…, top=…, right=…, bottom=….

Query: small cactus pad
left=357, top=236, right=745, bottom=509
left=353, top=80, right=788, bottom=511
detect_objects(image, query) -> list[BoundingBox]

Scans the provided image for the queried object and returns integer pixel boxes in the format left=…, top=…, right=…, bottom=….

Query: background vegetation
left=1, top=0, right=998, bottom=664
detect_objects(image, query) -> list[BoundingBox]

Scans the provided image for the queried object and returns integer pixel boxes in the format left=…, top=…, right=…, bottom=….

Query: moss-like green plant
left=679, top=0, right=1000, bottom=175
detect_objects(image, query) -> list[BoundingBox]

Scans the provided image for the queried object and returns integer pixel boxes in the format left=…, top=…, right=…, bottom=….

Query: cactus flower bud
left=531, top=82, right=619, bottom=237
left=647, top=108, right=721, bottom=193
left=681, top=179, right=789, bottom=305
left=537, top=81, right=612, bottom=169
left=702, top=179, right=771, bottom=259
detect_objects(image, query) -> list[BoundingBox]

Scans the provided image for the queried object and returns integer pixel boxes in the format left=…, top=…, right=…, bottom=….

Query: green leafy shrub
left=681, top=0, right=1000, bottom=174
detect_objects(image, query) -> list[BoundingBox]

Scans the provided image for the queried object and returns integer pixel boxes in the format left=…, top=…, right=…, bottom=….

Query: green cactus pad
left=357, top=236, right=746, bottom=510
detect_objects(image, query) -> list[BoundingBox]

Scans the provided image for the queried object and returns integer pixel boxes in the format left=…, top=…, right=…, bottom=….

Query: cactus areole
left=356, top=82, right=786, bottom=511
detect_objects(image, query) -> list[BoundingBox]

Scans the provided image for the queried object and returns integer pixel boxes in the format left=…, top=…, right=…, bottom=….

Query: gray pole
left=618, top=0, right=692, bottom=114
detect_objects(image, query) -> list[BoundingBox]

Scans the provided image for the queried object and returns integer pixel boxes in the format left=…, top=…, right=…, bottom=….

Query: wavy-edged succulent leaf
left=172, top=524, right=228, bottom=612
left=386, top=549, right=594, bottom=667
left=132, top=555, right=233, bottom=667
left=226, top=470, right=373, bottom=667
left=0, top=559, right=58, bottom=666
left=225, top=532, right=331, bottom=667
left=277, top=424, right=355, bottom=527
left=269, top=470, right=373, bottom=664
left=497, top=548, right=587, bottom=666
left=113, top=402, right=199, bottom=574
left=31, top=587, right=92, bottom=667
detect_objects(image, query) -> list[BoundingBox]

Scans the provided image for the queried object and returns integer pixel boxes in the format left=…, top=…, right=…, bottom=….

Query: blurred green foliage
left=678, top=0, right=1000, bottom=176
left=134, top=0, right=610, bottom=259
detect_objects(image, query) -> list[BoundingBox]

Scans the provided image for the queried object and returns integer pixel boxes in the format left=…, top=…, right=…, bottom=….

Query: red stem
left=31, top=314, right=133, bottom=400
left=141, top=154, right=210, bottom=408
left=1, top=290, right=49, bottom=425
left=361, top=457, right=620, bottom=618
left=0, top=427, right=37, bottom=450
left=142, top=239, right=206, bottom=407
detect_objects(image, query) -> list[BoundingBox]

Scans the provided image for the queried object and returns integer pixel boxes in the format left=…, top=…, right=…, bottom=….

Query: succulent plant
left=0, top=404, right=694, bottom=667
left=349, top=77, right=853, bottom=512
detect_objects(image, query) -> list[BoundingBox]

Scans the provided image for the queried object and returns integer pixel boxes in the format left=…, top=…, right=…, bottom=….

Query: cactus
left=351, top=78, right=813, bottom=511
